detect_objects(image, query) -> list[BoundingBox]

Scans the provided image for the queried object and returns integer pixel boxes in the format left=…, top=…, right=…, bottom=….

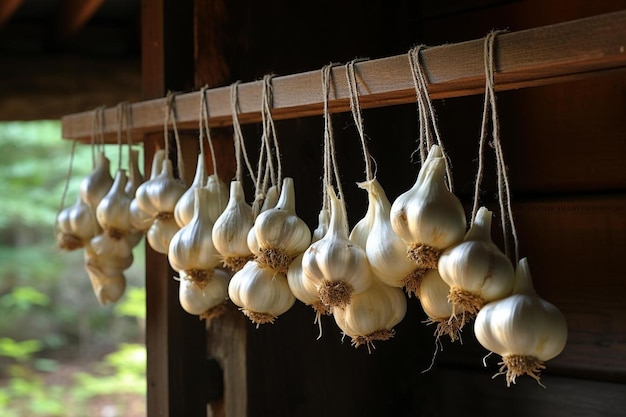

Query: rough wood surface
left=61, top=9, right=626, bottom=142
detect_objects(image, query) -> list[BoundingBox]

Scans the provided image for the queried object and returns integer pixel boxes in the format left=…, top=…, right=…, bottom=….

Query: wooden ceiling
left=0, top=0, right=141, bottom=121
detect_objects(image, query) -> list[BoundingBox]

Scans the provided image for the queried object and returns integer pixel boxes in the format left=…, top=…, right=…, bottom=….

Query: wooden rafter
left=61, top=9, right=626, bottom=142
left=57, top=0, right=105, bottom=39
left=0, top=0, right=23, bottom=28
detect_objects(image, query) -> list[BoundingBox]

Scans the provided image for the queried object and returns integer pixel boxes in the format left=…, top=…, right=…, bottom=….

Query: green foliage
left=0, top=338, right=42, bottom=362
left=114, top=287, right=146, bottom=320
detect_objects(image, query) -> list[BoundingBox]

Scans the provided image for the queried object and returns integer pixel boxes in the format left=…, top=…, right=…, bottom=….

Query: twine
left=472, top=30, right=519, bottom=262
left=230, top=81, right=257, bottom=186
left=199, top=85, right=220, bottom=185
left=345, top=59, right=374, bottom=182
left=408, top=45, right=453, bottom=191
left=54, top=140, right=78, bottom=236
left=164, top=91, right=186, bottom=184
left=261, top=74, right=282, bottom=189
left=115, top=102, right=128, bottom=171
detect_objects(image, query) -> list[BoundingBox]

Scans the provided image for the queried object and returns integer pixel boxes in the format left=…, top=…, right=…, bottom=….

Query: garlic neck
left=276, top=177, right=296, bottom=213
left=327, top=188, right=349, bottom=239
left=466, top=207, right=493, bottom=242
left=191, top=154, right=206, bottom=187
left=111, top=169, right=128, bottom=193
left=513, top=257, right=537, bottom=296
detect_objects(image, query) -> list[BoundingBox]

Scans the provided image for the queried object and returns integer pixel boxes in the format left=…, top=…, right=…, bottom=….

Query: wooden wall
left=143, top=0, right=626, bottom=416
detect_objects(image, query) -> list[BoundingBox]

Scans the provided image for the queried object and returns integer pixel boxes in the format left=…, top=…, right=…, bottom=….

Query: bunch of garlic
left=168, top=187, right=222, bottom=287
left=135, top=158, right=186, bottom=254
left=228, top=259, right=295, bottom=326
left=129, top=149, right=165, bottom=232
left=83, top=240, right=132, bottom=305
left=247, top=177, right=311, bottom=274
left=212, top=180, right=255, bottom=271
left=179, top=268, right=231, bottom=320
left=474, top=258, right=567, bottom=386
left=438, top=206, right=515, bottom=324
left=357, top=179, right=427, bottom=295
left=390, top=145, right=466, bottom=279
left=333, top=279, right=407, bottom=351
left=418, top=269, right=467, bottom=342
left=174, top=154, right=206, bottom=227
left=55, top=196, right=101, bottom=251
left=302, top=188, right=374, bottom=308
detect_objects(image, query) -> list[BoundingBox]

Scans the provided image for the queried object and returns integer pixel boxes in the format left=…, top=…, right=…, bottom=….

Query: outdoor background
left=0, top=120, right=147, bottom=416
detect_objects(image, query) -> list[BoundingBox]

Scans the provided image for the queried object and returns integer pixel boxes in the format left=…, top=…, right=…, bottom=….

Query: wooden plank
left=56, top=0, right=105, bottom=39
left=61, top=9, right=626, bottom=143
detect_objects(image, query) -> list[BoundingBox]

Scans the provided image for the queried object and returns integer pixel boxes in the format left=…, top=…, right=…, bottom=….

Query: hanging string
left=472, top=30, right=519, bottom=262
left=321, top=63, right=346, bottom=210
left=89, top=107, right=99, bottom=168
left=55, top=140, right=78, bottom=232
left=345, top=59, right=374, bottom=182
left=97, top=106, right=106, bottom=154
left=230, top=81, right=257, bottom=186
left=408, top=45, right=454, bottom=191
left=115, top=102, right=126, bottom=171
left=164, top=91, right=186, bottom=184
left=261, top=74, right=282, bottom=189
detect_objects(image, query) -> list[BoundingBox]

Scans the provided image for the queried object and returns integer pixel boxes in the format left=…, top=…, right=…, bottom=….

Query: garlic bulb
left=128, top=149, right=166, bottom=231
left=174, top=154, right=206, bottom=227
left=360, top=179, right=425, bottom=295
left=418, top=269, right=466, bottom=342
left=474, top=258, right=567, bottom=386
left=287, top=253, right=330, bottom=318
left=179, top=268, right=230, bottom=320
left=348, top=189, right=376, bottom=250
left=96, top=170, right=132, bottom=238
left=168, top=188, right=222, bottom=287
left=55, top=196, right=101, bottom=250
left=247, top=177, right=311, bottom=273
left=390, top=145, right=466, bottom=269
left=228, top=260, right=295, bottom=326
left=84, top=241, right=133, bottom=277
left=212, top=181, right=255, bottom=271
left=302, top=188, right=374, bottom=308
left=125, top=149, right=144, bottom=197
left=80, top=151, right=114, bottom=210
left=333, top=280, right=407, bottom=351
left=312, top=208, right=330, bottom=243
left=205, top=174, right=229, bottom=223
left=136, top=159, right=186, bottom=254
left=84, top=263, right=127, bottom=306
left=438, top=206, right=515, bottom=320
left=260, top=184, right=279, bottom=213
left=90, top=232, right=133, bottom=260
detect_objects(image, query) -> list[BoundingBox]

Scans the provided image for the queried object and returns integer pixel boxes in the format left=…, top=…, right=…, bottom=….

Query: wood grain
left=61, top=9, right=626, bottom=143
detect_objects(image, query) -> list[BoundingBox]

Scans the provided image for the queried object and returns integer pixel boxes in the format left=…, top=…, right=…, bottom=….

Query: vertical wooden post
left=141, top=1, right=207, bottom=416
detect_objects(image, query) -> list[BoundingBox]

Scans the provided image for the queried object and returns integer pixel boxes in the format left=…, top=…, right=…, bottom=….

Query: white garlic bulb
left=247, top=177, right=311, bottom=274
left=147, top=217, right=180, bottom=255
left=287, top=253, right=330, bottom=319
left=96, top=170, right=133, bottom=238
left=260, top=184, right=279, bottom=213
left=390, top=145, right=466, bottom=269
left=90, top=232, right=133, bottom=260
left=80, top=151, right=114, bottom=210
left=418, top=269, right=467, bottom=342
left=84, top=240, right=133, bottom=277
left=168, top=188, right=222, bottom=287
left=228, top=260, right=295, bottom=326
left=174, top=154, right=206, bottom=227
left=438, top=206, right=515, bottom=320
left=348, top=188, right=376, bottom=250
left=135, top=159, right=186, bottom=217
left=179, top=268, right=230, bottom=320
left=212, top=181, right=255, bottom=271
left=55, top=196, right=101, bottom=250
left=125, top=149, right=144, bottom=197
left=474, top=258, right=567, bottom=386
left=312, top=208, right=330, bottom=242
left=302, top=188, right=374, bottom=308
left=359, top=179, right=425, bottom=296
left=205, top=174, right=229, bottom=223
left=128, top=149, right=165, bottom=231
left=84, top=263, right=127, bottom=306
left=333, top=280, right=407, bottom=351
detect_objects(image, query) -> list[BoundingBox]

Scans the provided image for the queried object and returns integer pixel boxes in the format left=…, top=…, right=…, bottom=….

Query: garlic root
left=256, top=247, right=292, bottom=274
left=401, top=267, right=428, bottom=298
left=496, top=354, right=546, bottom=388
left=319, top=280, right=353, bottom=308
left=221, top=255, right=254, bottom=272
left=407, top=243, right=440, bottom=269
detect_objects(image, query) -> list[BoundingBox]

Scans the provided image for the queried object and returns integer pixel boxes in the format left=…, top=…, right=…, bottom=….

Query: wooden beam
left=61, top=9, right=626, bottom=142
left=0, top=0, right=23, bottom=28
left=57, top=0, right=105, bottom=39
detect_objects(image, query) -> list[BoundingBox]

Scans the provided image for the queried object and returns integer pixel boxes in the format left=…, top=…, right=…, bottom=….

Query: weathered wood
left=56, top=0, right=105, bottom=38
left=61, top=9, right=626, bottom=143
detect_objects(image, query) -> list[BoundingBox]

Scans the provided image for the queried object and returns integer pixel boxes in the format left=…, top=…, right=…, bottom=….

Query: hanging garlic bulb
left=228, top=260, right=295, bottom=326
left=84, top=241, right=133, bottom=277
left=84, top=263, right=127, bottom=306
left=247, top=177, right=311, bottom=274
left=129, top=149, right=166, bottom=232
left=474, top=258, right=567, bottom=386
left=125, top=149, right=144, bottom=197
left=174, top=154, right=206, bottom=227
left=97, top=170, right=133, bottom=238
left=418, top=269, right=467, bottom=342
left=302, top=188, right=374, bottom=308
left=390, top=145, right=466, bottom=270
left=179, top=268, right=231, bottom=320
left=80, top=151, right=114, bottom=210
left=136, top=159, right=186, bottom=254
left=168, top=188, right=222, bottom=287
left=55, top=196, right=101, bottom=250
left=287, top=253, right=331, bottom=320
left=438, top=206, right=515, bottom=321
left=205, top=174, right=229, bottom=223
left=212, top=181, right=255, bottom=271
left=359, top=179, right=426, bottom=295
left=260, top=184, right=279, bottom=213
left=333, top=280, right=407, bottom=351
left=348, top=188, right=376, bottom=250
left=312, top=208, right=330, bottom=242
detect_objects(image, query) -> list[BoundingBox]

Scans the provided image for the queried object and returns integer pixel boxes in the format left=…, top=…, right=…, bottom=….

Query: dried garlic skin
left=80, top=151, right=114, bottom=211
left=474, top=258, right=567, bottom=386
left=174, top=154, right=206, bottom=227
left=247, top=177, right=311, bottom=273
left=179, top=269, right=230, bottom=317
left=212, top=181, right=255, bottom=269
left=390, top=145, right=466, bottom=269
left=56, top=196, right=101, bottom=250
left=438, top=206, right=514, bottom=315
left=228, top=260, right=295, bottom=325
left=204, top=174, right=229, bottom=223
left=168, top=188, right=221, bottom=274
left=302, top=188, right=373, bottom=308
